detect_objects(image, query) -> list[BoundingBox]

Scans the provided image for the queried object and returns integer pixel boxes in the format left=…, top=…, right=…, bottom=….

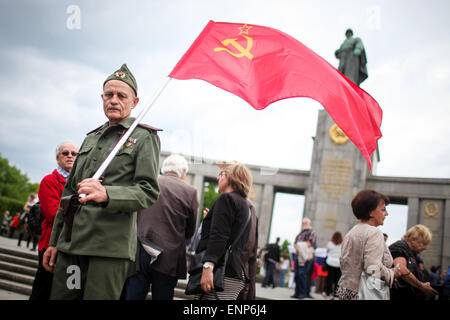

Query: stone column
left=443, top=199, right=450, bottom=269
left=406, top=197, right=420, bottom=229
left=258, top=184, right=274, bottom=248
left=418, top=199, right=445, bottom=268
left=192, top=174, right=204, bottom=228
left=305, top=110, right=373, bottom=247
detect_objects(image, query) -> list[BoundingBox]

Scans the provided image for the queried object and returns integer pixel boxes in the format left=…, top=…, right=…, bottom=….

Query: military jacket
left=49, top=117, right=161, bottom=260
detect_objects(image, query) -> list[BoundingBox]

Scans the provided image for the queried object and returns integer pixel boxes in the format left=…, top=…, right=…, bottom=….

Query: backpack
left=27, top=201, right=43, bottom=235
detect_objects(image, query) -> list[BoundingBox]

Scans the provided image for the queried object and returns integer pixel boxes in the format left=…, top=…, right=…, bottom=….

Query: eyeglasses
left=61, top=151, right=78, bottom=157
left=218, top=171, right=225, bottom=178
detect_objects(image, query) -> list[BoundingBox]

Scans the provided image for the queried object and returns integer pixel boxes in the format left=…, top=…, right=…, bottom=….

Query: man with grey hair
left=43, top=64, right=161, bottom=300
left=292, top=217, right=317, bottom=299
left=123, top=154, right=198, bottom=300
left=30, top=141, right=78, bottom=300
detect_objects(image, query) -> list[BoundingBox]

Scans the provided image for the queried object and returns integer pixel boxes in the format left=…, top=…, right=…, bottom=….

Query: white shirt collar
left=56, top=165, right=70, bottom=179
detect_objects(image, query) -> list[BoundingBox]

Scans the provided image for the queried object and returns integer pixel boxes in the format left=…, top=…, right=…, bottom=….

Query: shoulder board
left=86, top=125, right=103, bottom=136
left=137, top=123, right=163, bottom=133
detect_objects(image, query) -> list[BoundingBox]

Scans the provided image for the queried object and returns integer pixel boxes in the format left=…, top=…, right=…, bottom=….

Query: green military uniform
left=49, top=64, right=161, bottom=299
left=49, top=117, right=160, bottom=299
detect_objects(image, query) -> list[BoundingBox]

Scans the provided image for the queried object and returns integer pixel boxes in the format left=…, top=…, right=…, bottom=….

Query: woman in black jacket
left=389, top=224, right=438, bottom=300
left=197, top=161, right=253, bottom=300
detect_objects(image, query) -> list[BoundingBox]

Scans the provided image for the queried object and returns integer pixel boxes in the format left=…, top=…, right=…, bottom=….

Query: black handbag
left=185, top=209, right=251, bottom=296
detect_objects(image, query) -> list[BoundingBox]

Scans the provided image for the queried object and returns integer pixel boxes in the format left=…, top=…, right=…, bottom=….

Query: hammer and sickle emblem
left=329, top=124, right=349, bottom=145
left=214, top=36, right=254, bottom=60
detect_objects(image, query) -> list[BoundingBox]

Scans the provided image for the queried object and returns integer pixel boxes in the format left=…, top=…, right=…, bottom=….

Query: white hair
left=302, top=217, right=311, bottom=225
left=55, top=141, right=77, bottom=157
left=161, top=154, right=188, bottom=178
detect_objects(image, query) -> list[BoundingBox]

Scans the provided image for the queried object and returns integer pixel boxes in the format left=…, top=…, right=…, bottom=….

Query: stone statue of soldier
left=335, top=28, right=368, bottom=86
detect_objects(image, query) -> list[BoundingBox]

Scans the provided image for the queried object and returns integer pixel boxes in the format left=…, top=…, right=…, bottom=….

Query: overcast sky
left=1, top=0, right=449, bottom=245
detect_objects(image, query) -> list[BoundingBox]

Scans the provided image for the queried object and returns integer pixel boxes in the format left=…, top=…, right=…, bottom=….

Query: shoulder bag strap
left=361, top=227, right=370, bottom=272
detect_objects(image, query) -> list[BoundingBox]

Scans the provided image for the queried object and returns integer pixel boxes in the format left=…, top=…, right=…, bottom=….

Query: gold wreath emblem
left=329, top=124, right=349, bottom=145
left=424, top=202, right=438, bottom=218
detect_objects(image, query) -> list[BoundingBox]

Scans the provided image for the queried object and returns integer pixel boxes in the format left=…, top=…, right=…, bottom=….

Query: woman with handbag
left=337, top=189, right=406, bottom=300
left=191, top=161, right=253, bottom=300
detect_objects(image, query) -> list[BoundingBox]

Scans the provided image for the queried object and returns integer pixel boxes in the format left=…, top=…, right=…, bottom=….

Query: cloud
left=1, top=0, right=450, bottom=185
left=0, top=47, right=106, bottom=182
left=368, top=43, right=450, bottom=178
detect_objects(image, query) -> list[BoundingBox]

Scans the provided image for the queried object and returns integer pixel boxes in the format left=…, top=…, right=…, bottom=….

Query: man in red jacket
left=29, top=141, right=78, bottom=300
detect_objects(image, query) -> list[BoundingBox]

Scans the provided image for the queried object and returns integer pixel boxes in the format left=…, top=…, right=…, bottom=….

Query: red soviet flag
left=170, top=20, right=382, bottom=169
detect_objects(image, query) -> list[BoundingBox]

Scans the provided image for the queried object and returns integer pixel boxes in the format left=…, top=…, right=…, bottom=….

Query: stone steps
left=0, top=247, right=38, bottom=261
left=0, top=261, right=37, bottom=277
left=0, top=245, right=36, bottom=298
left=0, top=253, right=39, bottom=269
left=0, top=269, right=35, bottom=286
left=0, top=245, right=194, bottom=300
left=0, top=278, right=32, bottom=296
left=0, top=244, right=271, bottom=300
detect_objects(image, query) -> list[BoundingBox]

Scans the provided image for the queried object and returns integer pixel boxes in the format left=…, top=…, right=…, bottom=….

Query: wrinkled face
left=409, top=238, right=428, bottom=254
left=217, top=170, right=229, bottom=194
left=56, top=143, right=78, bottom=172
left=102, top=80, right=138, bottom=125
left=369, top=200, right=388, bottom=226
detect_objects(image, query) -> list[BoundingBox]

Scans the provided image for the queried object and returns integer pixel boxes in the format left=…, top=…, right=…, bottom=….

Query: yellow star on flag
left=238, top=24, right=252, bottom=35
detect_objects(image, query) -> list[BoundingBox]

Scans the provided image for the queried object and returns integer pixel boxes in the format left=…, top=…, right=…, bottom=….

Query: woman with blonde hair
left=195, top=161, right=253, bottom=300
left=389, top=224, right=438, bottom=300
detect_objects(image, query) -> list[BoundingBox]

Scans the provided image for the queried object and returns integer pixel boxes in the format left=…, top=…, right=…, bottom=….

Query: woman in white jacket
left=337, top=190, right=406, bottom=300
left=324, top=231, right=343, bottom=298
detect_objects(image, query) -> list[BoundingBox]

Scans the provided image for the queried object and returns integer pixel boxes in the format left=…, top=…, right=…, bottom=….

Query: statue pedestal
left=304, top=110, right=377, bottom=247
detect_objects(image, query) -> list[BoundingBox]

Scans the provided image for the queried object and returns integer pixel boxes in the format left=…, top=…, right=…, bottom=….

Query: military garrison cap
left=103, top=64, right=138, bottom=96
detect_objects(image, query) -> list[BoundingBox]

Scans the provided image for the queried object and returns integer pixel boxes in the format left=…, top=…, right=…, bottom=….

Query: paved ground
left=0, top=235, right=325, bottom=301
left=0, top=288, right=28, bottom=300
left=0, top=234, right=39, bottom=255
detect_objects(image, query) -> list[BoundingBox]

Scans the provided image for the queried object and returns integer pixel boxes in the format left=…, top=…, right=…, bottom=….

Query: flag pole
left=80, top=77, right=172, bottom=197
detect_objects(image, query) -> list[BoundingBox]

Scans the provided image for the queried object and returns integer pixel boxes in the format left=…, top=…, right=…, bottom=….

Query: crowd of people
left=255, top=189, right=450, bottom=301
left=1, top=194, right=39, bottom=249
left=1, top=63, right=449, bottom=301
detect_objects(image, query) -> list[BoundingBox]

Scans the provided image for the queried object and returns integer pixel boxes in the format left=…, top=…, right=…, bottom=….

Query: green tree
left=201, top=181, right=219, bottom=222
left=0, top=153, right=39, bottom=215
left=280, top=239, right=291, bottom=255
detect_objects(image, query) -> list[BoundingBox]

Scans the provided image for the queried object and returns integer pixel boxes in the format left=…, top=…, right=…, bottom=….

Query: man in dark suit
left=262, top=237, right=281, bottom=288
left=123, top=154, right=198, bottom=300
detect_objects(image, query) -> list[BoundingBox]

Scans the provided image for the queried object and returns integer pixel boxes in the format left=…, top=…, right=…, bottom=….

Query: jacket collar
left=163, top=172, right=180, bottom=179
left=100, top=117, right=136, bottom=134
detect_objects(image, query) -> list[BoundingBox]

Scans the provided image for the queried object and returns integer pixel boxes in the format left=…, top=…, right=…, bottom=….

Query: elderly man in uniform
left=43, top=64, right=161, bottom=300
left=123, top=154, right=198, bottom=300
